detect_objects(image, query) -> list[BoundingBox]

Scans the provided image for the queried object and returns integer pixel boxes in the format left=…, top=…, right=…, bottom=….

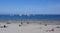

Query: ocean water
left=0, top=15, right=60, bottom=21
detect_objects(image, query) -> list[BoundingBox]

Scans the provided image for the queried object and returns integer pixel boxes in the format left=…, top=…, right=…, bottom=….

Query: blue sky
left=0, top=0, right=60, bottom=15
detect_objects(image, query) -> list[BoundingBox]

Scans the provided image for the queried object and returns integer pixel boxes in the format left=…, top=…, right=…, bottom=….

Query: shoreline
left=0, top=20, right=60, bottom=25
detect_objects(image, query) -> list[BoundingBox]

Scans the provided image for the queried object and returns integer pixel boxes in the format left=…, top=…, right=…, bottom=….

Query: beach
left=0, top=21, right=60, bottom=33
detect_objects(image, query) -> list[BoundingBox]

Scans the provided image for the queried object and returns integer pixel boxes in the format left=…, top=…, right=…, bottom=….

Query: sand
left=0, top=22, right=60, bottom=33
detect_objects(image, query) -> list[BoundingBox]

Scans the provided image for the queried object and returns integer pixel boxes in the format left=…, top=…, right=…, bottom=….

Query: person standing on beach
left=21, top=22, right=23, bottom=24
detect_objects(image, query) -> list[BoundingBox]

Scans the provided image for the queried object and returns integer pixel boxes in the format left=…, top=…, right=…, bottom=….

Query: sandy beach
left=0, top=21, right=60, bottom=33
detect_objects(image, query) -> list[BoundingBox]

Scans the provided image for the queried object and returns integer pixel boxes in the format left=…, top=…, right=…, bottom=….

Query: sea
left=0, top=14, right=60, bottom=21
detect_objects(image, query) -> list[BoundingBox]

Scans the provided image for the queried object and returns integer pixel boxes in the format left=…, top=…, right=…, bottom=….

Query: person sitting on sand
left=27, top=22, right=29, bottom=24
left=57, top=26, right=60, bottom=28
left=4, top=25, right=8, bottom=28
left=45, top=28, right=54, bottom=32
left=45, top=24, right=47, bottom=26
left=19, top=24, right=21, bottom=27
left=51, top=28, right=54, bottom=31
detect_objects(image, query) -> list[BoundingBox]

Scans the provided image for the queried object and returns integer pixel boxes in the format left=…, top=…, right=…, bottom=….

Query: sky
left=0, top=0, right=60, bottom=15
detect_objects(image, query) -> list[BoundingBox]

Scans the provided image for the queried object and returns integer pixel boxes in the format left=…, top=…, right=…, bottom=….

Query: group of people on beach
left=19, top=22, right=29, bottom=27
left=44, top=24, right=60, bottom=32
left=0, top=25, right=8, bottom=28
left=0, top=22, right=60, bottom=33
